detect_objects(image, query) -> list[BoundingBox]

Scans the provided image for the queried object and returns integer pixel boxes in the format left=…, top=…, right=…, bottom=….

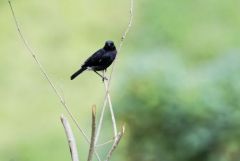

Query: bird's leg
left=93, top=70, right=108, bottom=81
left=102, top=70, right=108, bottom=82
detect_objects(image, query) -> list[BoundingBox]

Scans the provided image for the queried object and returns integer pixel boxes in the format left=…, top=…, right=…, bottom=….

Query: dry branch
left=106, top=0, right=134, bottom=88
left=9, top=0, right=134, bottom=160
left=105, top=125, right=125, bottom=161
left=61, top=115, right=80, bottom=161
left=96, top=0, right=134, bottom=145
left=8, top=1, right=101, bottom=161
left=95, top=72, right=118, bottom=144
left=8, top=0, right=89, bottom=142
left=104, top=78, right=118, bottom=140
left=87, top=105, right=97, bottom=161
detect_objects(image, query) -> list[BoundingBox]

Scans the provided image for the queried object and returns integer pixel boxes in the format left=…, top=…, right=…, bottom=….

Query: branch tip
left=61, top=115, right=80, bottom=161
left=88, top=105, right=97, bottom=161
left=121, top=124, right=126, bottom=134
left=92, top=105, right=96, bottom=117
left=60, top=114, right=64, bottom=121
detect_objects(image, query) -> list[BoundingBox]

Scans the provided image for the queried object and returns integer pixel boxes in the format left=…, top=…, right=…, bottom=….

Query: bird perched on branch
left=70, top=40, right=117, bottom=81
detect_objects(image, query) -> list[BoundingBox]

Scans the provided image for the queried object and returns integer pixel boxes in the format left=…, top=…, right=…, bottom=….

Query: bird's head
left=104, top=40, right=116, bottom=51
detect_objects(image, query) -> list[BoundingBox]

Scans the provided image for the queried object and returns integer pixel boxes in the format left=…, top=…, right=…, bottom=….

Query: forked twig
left=61, top=115, right=80, bottom=161
left=95, top=93, right=108, bottom=144
left=105, top=125, right=125, bottom=161
left=96, top=0, right=134, bottom=145
left=95, top=72, right=117, bottom=145
left=9, top=0, right=133, bottom=160
left=87, top=105, right=97, bottom=161
left=104, top=72, right=118, bottom=139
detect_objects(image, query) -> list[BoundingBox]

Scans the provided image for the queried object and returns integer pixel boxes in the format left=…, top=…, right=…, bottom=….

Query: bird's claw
left=102, top=77, right=108, bottom=82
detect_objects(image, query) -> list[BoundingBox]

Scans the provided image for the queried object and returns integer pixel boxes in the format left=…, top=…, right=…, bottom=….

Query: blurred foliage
left=132, top=0, right=240, bottom=64
left=116, top=53, right=240, bottom=161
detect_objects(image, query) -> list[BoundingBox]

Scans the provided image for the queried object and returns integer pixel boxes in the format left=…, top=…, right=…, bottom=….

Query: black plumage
left=70, top=40, right=117, bottom=80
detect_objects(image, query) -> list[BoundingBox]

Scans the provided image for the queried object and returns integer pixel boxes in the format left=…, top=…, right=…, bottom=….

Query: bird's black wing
left=82, top=49, right=105, bottom=68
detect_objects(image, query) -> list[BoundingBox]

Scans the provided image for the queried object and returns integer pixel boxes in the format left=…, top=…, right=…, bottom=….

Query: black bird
left=70, top=40, right=117, bottom=80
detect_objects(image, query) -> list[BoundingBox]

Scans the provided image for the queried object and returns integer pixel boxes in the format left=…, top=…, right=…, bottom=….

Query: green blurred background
left=1, top=0, right=240, bottom=161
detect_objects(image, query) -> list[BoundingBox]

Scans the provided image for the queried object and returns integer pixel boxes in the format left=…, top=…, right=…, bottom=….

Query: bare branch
left=8, top=0, right=90, bottom=142
left=8, top=2, right=102, bottom=161
left=103, top=72, right=118, bottom=139
left=61, top=115, right=80, bottom=161
left=105, top=125, right=125, bottom=161
left=87, top=105, right=97, bottom=161
left=95, top=93, right=108, bottom=144
left=107, top=0, right=134, bottom=88
left=9, top=1, right=133, bottom=161
left=97, top=0, right=134, bottom=143
left=95, top=73, right=117, bottom=145
left=106, top=90, right=117, bottom=139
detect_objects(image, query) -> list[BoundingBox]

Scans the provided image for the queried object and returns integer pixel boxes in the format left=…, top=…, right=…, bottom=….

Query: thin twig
left=8, top=1, right=102, bottom=161
left=107, top=0, right=134, bottom=88
left=61, top=115, right=80, bottom=161
left=96, top=0, right=134, bottom=144
left=96, top=139, right=114, bottom=148
left=95, top=72, right=117, bottom=145
left=105, top=125, right=125, bottom=161
left=106, top=91, right=117, bottom=139
left=95, top=93, right=108, bottom=144
left=8, top=0, right=88, bottom=142
left=87, top=105, right=97, bottom=161
left=103, top=72, right=118, bottom=139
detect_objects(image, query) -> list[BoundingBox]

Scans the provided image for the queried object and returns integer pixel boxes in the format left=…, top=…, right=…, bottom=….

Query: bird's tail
left=70, top=67, right=86, bottom=80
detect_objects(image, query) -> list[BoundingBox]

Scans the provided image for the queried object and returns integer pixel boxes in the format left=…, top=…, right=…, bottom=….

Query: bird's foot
left=102, top=76, right=108, bottom=82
